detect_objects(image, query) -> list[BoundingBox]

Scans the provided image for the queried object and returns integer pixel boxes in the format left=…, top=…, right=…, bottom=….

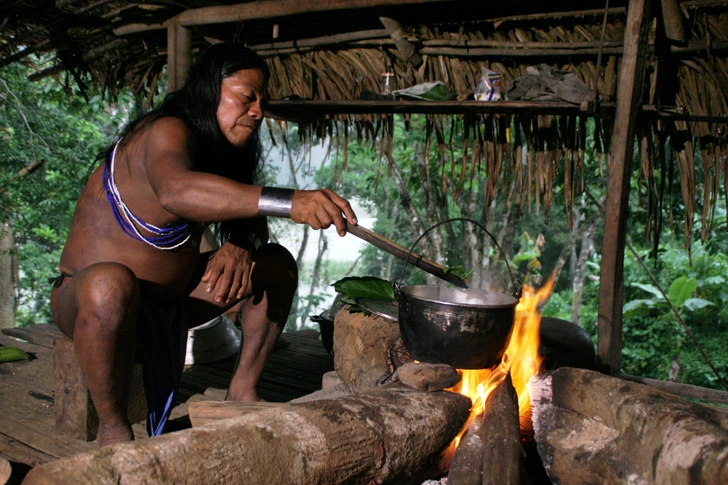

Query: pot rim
left=399, top=284, right=519, bottom=309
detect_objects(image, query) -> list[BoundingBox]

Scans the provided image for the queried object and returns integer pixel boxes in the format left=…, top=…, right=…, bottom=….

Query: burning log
left=23, top=387, right=471, bottom=485
left=530, top=367, right=728, bottom=485
left=448, top=373, right=523, bottom=485
left=480, top=373, right=522, bottom=485
left=447, top=414, right=484, bottom=485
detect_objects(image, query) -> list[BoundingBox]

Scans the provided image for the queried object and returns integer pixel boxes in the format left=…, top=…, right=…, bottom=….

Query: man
left=50, top=43, right=357, bottom=446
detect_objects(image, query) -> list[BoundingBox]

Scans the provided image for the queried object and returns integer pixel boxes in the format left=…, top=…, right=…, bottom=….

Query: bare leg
left=186, top=243, right=297, bottom=402
left=228, top=244, right=297, bottom=401
left=225, top=293, right=281, bottom=401
left=51, top=263, right=140, bottom=446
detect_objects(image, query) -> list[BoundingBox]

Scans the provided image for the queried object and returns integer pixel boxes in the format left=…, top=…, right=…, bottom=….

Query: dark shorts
left=137, top=296, right=189, bottom=437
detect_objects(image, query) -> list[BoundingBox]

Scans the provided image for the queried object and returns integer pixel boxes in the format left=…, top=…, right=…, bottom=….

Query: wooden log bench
left=53, top=337, right=147, bottom=441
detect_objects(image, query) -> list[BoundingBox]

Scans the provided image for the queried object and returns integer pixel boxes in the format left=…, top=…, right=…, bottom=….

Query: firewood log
left=447, top=414, right=484, bottom=485
left=481, top=373, right=522, bottom=485
left=530, top=367, right=728, bottom=485
left=188, top=401, right=284, bottom=427
left=23, top=387, right=471, bottom=485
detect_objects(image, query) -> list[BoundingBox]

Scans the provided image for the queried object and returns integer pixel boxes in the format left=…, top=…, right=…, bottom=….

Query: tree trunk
left=571, top=219, right=596, bottom=325
left=24, top=387, right=471, bottom=485
left=301, top=231, right=328, bottom=325
left=530, top=367, right=728, bottom=485
left=0, top=220, right=17, bottom=330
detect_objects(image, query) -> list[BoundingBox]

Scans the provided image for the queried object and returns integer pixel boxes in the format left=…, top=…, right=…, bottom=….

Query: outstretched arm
left=143, top=118, right=357, bottom=235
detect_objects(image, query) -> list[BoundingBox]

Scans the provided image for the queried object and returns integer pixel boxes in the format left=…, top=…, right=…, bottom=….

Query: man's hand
left=201, top=242, right=254, bottom=304
left=290, top=188, right=357, bottom=236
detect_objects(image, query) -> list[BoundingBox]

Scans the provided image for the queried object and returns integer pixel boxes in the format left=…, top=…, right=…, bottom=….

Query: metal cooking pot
left=395, top=218, right=521, bottom=369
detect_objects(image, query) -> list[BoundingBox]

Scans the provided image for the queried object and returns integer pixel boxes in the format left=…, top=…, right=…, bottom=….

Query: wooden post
left=0, top=220, right=17, bottom=330
left=0, top=161, right=43, bottom=330
left=54, top=337, right=147, bottom=441
left=596, top=0, right=653, bottom=376
left=660, top=0, right=685, bottom=44
left=167, top=22, right=191, bottom=93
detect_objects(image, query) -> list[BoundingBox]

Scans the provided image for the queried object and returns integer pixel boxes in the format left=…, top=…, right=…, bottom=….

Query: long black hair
left=105, top=43, right=270, bottom=185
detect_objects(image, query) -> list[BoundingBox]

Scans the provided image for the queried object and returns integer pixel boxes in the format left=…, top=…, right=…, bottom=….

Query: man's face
left=217, top=68, right=268, bottom=148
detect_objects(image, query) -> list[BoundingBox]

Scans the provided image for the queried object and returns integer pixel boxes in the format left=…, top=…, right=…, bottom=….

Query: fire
left=447, top=276, right=554, bottom=443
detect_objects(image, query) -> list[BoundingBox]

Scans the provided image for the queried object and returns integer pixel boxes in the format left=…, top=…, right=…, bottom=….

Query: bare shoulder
left=140, top=117, right=195, bottom=152
left=130, top=116, right=197, bottom=172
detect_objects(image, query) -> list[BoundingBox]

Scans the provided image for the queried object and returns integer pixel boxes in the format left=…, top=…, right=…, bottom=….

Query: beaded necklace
left=102, top=140, right=191, bottom=250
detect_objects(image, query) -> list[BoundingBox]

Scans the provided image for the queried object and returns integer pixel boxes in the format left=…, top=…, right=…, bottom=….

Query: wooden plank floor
left=0, top=324, right=333, bottom=482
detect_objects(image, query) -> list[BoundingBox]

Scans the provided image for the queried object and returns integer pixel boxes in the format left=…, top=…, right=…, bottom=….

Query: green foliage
left=1, top=61, right=134, bottom=326
left=620, top=238, right=728, bottom=386
left=332, top=276, right=397, bottom=302
left=623, top=276, right=713, bottom=316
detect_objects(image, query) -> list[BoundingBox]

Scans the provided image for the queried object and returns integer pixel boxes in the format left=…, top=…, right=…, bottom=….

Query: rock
left=333, top=306, right=400, bottom=392
left=321, top=370, right=342, bottom=390
left=397, top=362, right=461, bottom=392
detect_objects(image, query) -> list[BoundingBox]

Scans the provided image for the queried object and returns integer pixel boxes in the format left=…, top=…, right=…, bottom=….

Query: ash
left=421, top=478, right=448, bottom=485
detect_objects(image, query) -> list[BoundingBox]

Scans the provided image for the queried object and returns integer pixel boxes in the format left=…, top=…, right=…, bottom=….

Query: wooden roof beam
left=171, top=0, right=454, bottom=27
left=113, top=0, right=453, bottom=36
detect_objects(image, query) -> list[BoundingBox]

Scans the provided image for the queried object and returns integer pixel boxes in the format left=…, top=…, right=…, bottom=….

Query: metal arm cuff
left=258, top=187, right=295, bottom=218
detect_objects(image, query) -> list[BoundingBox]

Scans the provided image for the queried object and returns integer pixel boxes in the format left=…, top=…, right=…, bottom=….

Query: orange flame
left=447, top=276, right=555, bottom=445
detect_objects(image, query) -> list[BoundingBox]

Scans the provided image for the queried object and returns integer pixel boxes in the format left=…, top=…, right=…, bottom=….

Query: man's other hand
left=201, top=242, right=254, bottom=304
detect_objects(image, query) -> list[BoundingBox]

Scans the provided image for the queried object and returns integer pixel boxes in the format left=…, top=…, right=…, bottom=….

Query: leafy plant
left=623, top=276, right=713, bottom=316
left=332, top=276, right=397, bottom=303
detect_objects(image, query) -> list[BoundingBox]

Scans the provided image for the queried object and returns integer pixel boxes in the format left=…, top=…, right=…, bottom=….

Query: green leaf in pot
left=332, top=276, right=397, bottom=303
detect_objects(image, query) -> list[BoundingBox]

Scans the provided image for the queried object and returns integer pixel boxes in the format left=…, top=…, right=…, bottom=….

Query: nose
left=248, top=100, right=263, bottom=120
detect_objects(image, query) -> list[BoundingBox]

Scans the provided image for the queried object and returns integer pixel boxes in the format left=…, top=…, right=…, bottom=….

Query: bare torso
left=59, top=123, right=202, bottom=299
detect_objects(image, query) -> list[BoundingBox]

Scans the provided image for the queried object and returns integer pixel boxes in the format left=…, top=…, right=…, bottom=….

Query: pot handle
left=395, top=218, right=522, bottom=299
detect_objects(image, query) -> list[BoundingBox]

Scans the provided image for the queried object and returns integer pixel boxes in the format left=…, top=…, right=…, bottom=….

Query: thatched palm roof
left=2, top=0, right=727, bottom=243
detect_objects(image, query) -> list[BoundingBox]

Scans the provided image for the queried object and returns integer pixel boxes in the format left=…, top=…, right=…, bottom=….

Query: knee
left=255, top=244, right=298, bottom=283
left=252, top=244, right=298, bottom=294
left=79, top=263, right=140, bottom=322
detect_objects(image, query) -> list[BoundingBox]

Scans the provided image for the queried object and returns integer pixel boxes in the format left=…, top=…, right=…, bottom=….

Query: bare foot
left=96, top=422, right=134, bottom=447
left=225, top=388, right=266, bottom=402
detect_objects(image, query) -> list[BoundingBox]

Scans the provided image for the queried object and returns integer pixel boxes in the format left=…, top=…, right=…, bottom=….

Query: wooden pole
left=167, top=22, right=191, bottom=93
left=0, top=220, right=16, bottom=330
left=173, top=0, right=454, bottom=27
left=596, top=0, right=653, bottom=376
left=1, top=160, right=44, bottom=330
left=661, top=0, right=686, bottom=43
left=621, top=374, right=728, bottom=405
